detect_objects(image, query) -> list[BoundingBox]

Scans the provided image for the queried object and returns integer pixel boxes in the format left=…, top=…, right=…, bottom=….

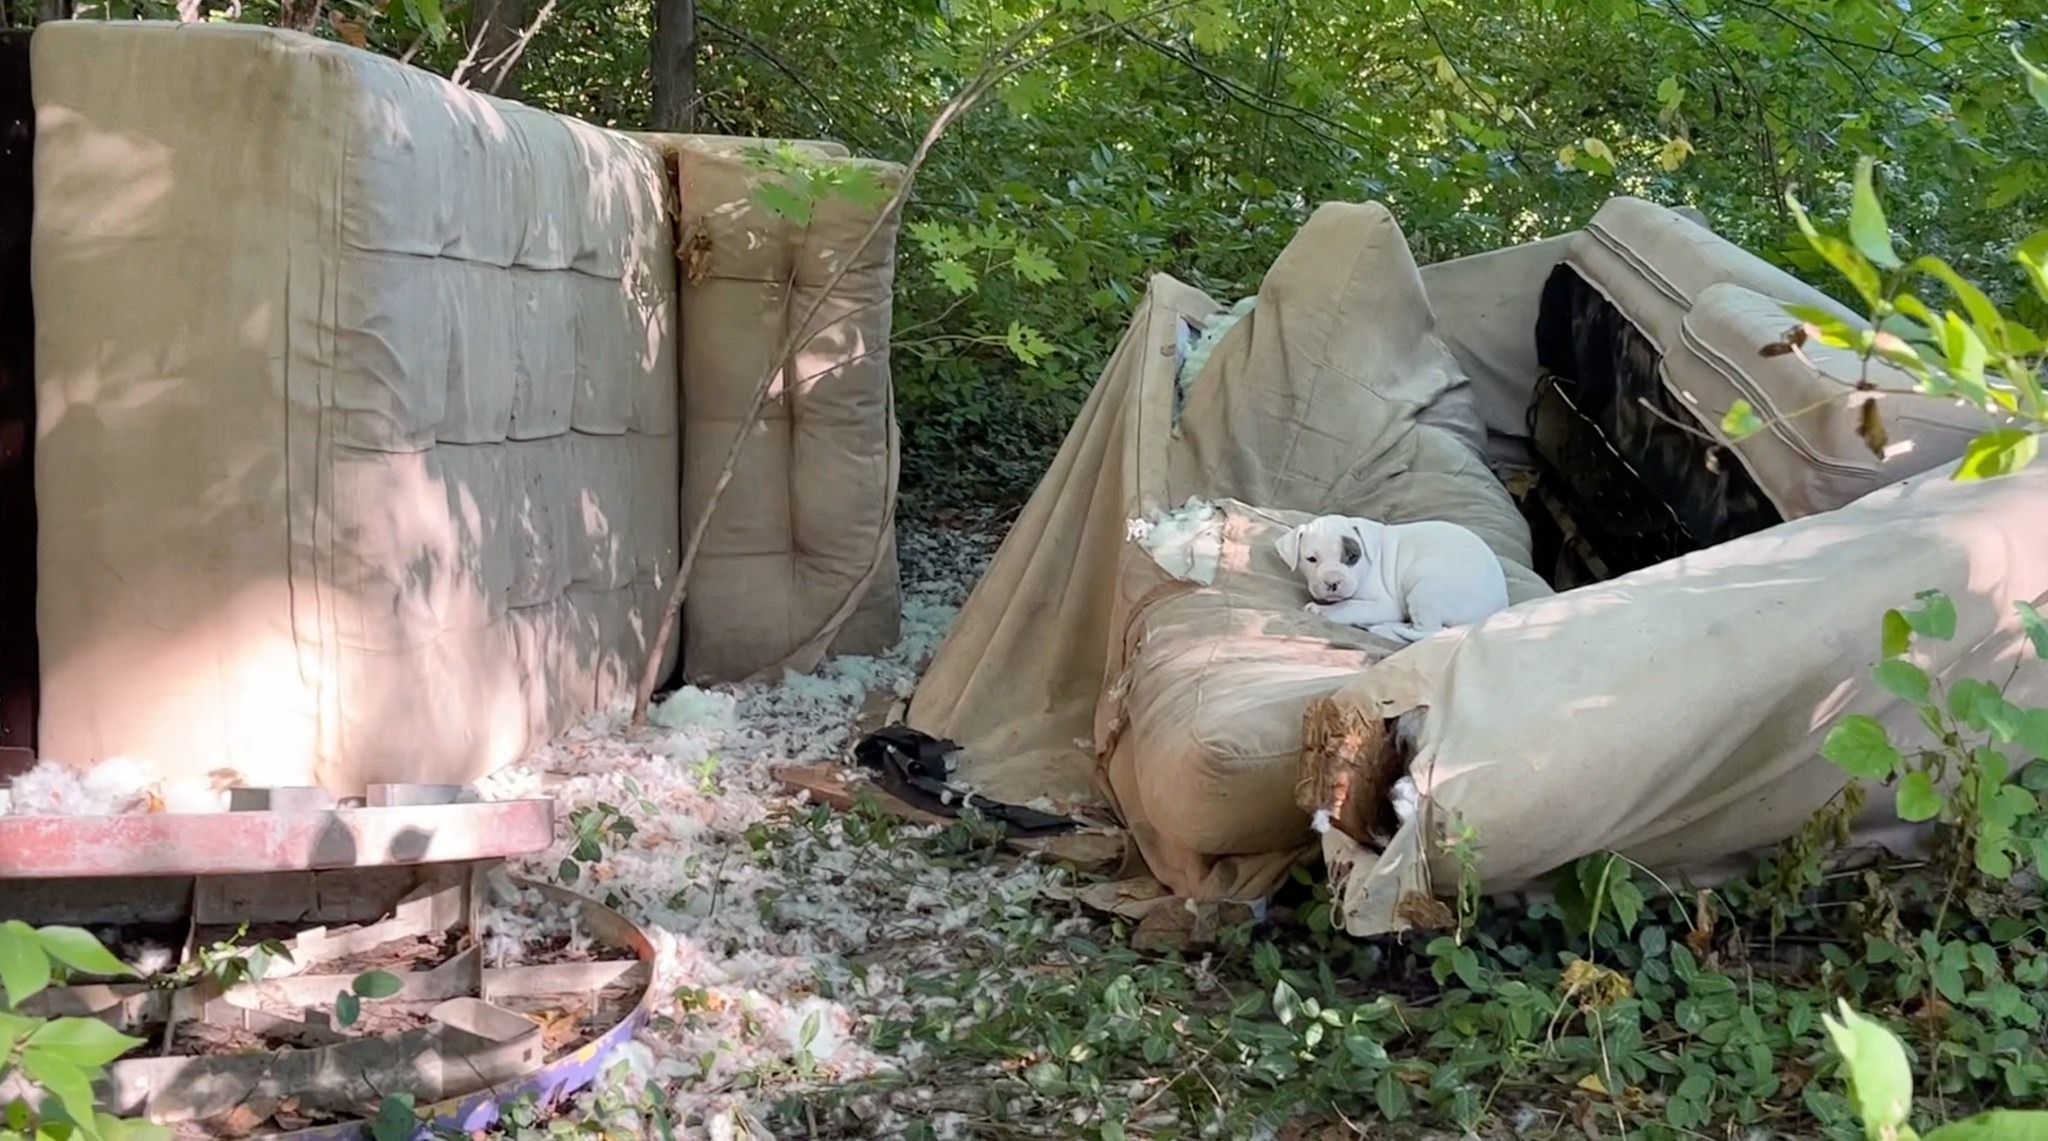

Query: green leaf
left=1374, top=1070, right=1412, bottom=1120
left=23, top=1017, right=145, bottom=1070
left=1872, top=660, right=1929, bottom=703
left=413, top=0, right=447, bottom=42
left=1848, top=156, right=1902, bottom=270
left=1783, top=302, right=1866, bottom=351
left=751, top=181, right=813, bottom=227
left=2016, top=709, right=2048, bottom=762
left=350, top=970, right=404, bottom=1000
left=1272, top=979, right=1300, bottom=1026
left=1787, top=193, right=1883, bottom=307
left=1821, top=1002, right=1914, bottom=1134
left=2015, top=602, right=2048, bottom=660
left=17, top=1049, right=97, bottom=1138
left=932, top=258, right=978, bottom=296
left=335, top=992, right=361, bottom=1028
left=1656, top=75, right=1682, bottom=110
left=2014, top=45, right=2048, bottom=116
left=31, top=930, right=132, bottom=982
left=826, top=166, right=893, bottom=210
left=94, top=1117, right=171, bottom=1141
left=1450, top=946, right=1485, bottom=990
left=1906, top=255, right=2009, bottom=352
left=1994, top=782, right=2037, bottom=822
left=1609, top=874, right=1644, bottom=935
left=1881, top=610, right=1913, bottom=658
left=0, top=1010, right=38, bottom=1060
left=1954, top=428, right=2040, bottom=481
left=1907, top=591, right=1958, bottom=641
left=1821, top=715, right=1902, bottom=780
left=0, top=922, right=53, bottom=1009
left=1720, top=400, right=1763, bottom=440
left=1896, top=771, right=1942, bottom=823
left=2017, top=230, right=2048, bottom=308
left=905, top=220, right=966, bottom=259
left=1942, top=311, right=1992, bottom=388
left=1003, top=322, right=1055, bottom=367
left=1926, top=1109, right=2048, bottom=1140
left=1009, top=242, right=1063, bottom=285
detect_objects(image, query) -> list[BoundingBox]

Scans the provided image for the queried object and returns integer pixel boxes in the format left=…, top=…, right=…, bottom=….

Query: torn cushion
left=1103, top=202, right=1553, bottom=901
left=1112, top=496, right=1552, bottom=898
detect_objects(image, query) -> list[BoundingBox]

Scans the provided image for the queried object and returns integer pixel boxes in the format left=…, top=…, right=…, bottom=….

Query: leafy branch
left=1718, top=51, right=2048, bottom=486
left=0, top=924, right=165, bottom=1141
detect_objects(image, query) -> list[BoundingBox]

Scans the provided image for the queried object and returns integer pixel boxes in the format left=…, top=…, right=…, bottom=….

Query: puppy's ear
left=1339, top=532, right=1363, bottom=567
left=1274, top=525, right=1305, bottom=571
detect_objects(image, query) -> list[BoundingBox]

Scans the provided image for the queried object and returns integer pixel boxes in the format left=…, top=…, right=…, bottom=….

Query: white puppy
left=1275, top=514, right=1510, bottom=645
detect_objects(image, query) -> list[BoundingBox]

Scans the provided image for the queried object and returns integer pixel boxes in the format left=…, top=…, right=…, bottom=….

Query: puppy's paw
left=1303, top=600, right=1330, bottom=616
left=1389, top=775, right=1420, bottom=826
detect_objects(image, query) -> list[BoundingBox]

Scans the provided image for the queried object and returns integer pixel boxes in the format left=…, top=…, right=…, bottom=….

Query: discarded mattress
left=907, top=194, right=2030, bottom=933
left=665, top=135, right=908, bottom=683
left=30, top=21, right=680, bottom=793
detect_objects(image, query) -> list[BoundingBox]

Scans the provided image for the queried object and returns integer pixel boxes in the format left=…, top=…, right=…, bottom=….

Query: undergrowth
left=517, top=759, right=2038, bottom=1141
left=520, top=588, right=2048, bottom=1140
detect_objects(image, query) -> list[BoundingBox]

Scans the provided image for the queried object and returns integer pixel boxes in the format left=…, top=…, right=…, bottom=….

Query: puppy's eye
left=1304, top=555, right=1317, bottom=564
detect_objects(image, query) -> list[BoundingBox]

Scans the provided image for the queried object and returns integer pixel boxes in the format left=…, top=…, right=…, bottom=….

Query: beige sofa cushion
left=1101, top=202, right=1554, bottom=899
left=1120, top=497, right=1551, bottom=880
left=1562, top=196, right=1995, bottom=521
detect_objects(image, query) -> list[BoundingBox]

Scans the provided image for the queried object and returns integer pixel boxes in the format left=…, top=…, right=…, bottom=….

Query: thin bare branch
left=479, top=0, right=558, bottom=94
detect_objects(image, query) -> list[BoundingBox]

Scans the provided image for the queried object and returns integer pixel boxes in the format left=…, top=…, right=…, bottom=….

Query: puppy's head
left=1275, top=516, right=1369, bottom=603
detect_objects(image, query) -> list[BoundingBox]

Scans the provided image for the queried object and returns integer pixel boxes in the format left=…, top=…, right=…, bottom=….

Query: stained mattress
left=31, top=21, right=680, bottom=793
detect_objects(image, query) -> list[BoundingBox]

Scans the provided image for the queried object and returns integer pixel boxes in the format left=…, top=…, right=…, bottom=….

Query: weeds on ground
left=503, top=578, right=2048, bottom=1140
left=558, top=577, right=2048, bottom=1141
left=724, top=793, right=2048, bottom=1139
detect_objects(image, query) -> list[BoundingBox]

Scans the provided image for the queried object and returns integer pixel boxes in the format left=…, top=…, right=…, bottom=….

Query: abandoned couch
left=904, top=194, right=2046, bottom=937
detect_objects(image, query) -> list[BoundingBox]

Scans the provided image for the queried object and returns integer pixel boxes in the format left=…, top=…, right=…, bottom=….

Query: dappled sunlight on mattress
left=28, top=110, right=173, bottom=240
left=31, top=19, right=681, bottom=794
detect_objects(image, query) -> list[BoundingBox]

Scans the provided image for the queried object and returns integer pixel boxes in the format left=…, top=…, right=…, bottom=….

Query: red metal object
left=0, top=799, right=556, bottom=879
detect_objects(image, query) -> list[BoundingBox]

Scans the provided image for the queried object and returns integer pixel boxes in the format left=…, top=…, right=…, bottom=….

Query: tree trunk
left=274, top=0, right=321, bottom=32
left=649, top=0, right=696, bottom=131
left=470, top=0, right=528, bottom=99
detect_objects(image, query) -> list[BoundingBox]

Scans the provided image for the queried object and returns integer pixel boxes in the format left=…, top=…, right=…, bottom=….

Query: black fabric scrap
left=852, top=724, right=1079, bottom=836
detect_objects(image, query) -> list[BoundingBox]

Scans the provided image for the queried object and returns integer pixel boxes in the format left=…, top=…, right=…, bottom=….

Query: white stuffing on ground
left=473, top=517, right=1060, bottom=1132
left=2, top=755, right=228, bottom=817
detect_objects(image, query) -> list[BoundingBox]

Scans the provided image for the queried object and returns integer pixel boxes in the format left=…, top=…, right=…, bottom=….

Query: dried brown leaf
left=1687, top=888, right=1716, bottom=957
left=681, top=228, right=714, bottom=286
left=329, top=13, right=369, bottom=47
left=1858, top=399, right=1889, bottom=458
left=1393, top=891, right=1454, bottom=932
